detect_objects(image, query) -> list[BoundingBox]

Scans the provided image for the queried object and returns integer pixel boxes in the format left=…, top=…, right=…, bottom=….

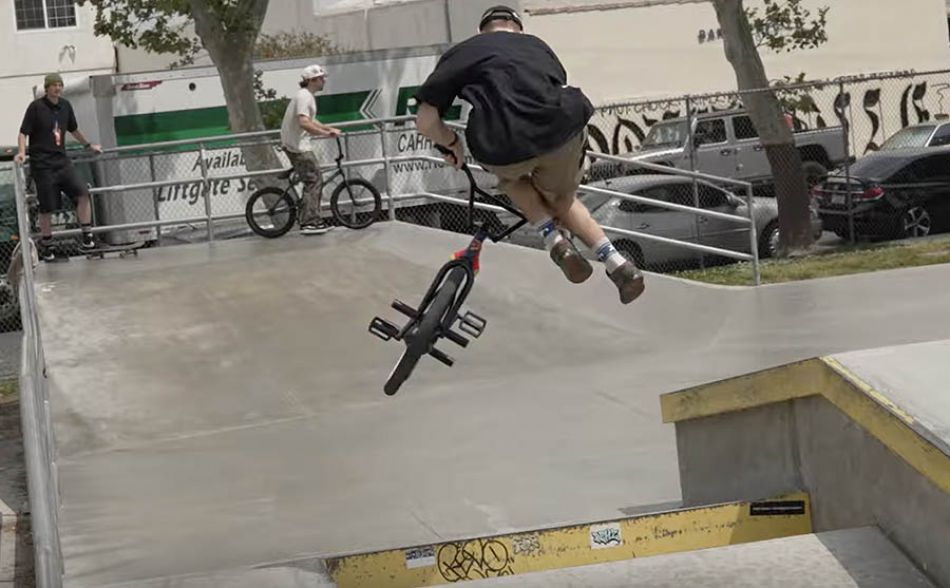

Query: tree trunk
left=190, top=0, right=282, bottom=180
left=712, top=0, right=813, bottom=255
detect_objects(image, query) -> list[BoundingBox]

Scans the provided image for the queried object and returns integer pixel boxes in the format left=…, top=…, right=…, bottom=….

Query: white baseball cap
left=301, top=64, right=327, bottom=81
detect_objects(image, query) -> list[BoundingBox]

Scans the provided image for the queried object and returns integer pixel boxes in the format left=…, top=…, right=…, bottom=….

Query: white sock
left=594, top=237, right=626, bottom=273
left=534, top=217, right=564, bottom=251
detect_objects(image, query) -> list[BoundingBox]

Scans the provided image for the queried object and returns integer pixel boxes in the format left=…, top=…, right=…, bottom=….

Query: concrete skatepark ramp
left=32, top=222, right=950, bottom=586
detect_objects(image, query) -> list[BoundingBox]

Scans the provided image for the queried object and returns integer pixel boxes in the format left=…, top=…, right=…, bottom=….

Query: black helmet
left=479, top=5, right=523, bottom=32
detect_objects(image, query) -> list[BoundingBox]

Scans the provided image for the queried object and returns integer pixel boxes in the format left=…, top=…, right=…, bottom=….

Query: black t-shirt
left=415, top=32, right=593, bottom=166
left=19, top=96, right=78, bottom=170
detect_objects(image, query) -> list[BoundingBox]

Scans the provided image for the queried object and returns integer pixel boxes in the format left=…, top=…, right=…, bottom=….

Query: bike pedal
left=429, top=346, right=455, bottom=367
left=368, top=317, right=399, bottom=341
left=392, top=299, right=419, bottom=319
left=458, top=311, right=487, bottom=338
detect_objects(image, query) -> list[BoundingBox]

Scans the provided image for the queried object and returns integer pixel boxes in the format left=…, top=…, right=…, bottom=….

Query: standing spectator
left=15, top=73, right=101, bottom=261
left=279, top=64, right=342, bottom=235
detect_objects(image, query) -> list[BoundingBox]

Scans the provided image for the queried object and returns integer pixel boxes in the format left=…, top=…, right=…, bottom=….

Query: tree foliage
left=712, top=0, right=831, bottom=254
left=745, top=0, right=830, bottom=121
left=746, top=0, right=829, bottom=53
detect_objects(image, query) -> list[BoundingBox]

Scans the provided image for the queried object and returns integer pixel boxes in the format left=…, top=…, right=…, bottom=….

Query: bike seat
left=275, top=168, right=293, bottom=180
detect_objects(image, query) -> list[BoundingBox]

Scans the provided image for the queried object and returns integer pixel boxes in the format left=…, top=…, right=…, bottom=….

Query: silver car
left=503, top=174, right=820, bottom=267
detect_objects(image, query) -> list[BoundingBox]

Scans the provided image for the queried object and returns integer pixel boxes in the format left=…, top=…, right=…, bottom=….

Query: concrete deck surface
left=464, top=527, right=936, bottom=587
left=832, top=339, right=950, bottom=453
left=33, top=222, right=950, bottom=586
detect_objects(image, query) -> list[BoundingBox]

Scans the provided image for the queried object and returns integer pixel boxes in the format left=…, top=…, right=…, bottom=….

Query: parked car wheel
left=759, top=220, right=780, bottom=258
left=900, top=206, right=932, bottom=238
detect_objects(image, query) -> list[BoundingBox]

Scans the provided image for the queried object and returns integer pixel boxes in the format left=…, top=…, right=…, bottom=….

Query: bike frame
left=401, top=161, right=528, bottom=337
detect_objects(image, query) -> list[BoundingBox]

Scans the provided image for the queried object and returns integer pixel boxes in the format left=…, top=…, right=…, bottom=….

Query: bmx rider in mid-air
left=413, top=5, right=645, bottom=304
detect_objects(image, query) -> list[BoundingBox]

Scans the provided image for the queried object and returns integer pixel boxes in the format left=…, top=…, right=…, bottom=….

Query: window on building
left=15, top=0, right=77, bottom=31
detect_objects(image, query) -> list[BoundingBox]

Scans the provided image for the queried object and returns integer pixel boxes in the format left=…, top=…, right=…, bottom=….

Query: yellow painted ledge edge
left=660, top=356, right=950, bottom=496
left=659, top=358, right=828, bottom=424
left=324, top=492, right=811, bottom=588
left=819, top=356, right=950, bottom=496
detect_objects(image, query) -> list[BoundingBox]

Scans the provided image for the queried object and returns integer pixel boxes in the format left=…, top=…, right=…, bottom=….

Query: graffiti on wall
left=585, top=71, right=950, bottom=161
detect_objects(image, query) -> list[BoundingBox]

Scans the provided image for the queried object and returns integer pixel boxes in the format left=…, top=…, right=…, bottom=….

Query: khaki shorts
left=483, top=129, right=588, bottom=208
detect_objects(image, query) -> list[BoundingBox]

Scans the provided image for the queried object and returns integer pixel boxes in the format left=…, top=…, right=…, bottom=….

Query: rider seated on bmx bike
left=413, top=5, right=645, bottom=304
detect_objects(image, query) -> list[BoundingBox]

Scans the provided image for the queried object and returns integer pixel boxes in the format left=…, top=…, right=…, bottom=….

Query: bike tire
left=330, top=178, right=382, bottom=230
left=245, top=187, right=297, bottom=238
left=384, top=268, right=464, bottom=396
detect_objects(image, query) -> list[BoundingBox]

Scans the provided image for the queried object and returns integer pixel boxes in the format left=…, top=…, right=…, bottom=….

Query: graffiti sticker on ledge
left=589, top=522, right=623, bottom=549
left=404, top=545, right=435, bottom=569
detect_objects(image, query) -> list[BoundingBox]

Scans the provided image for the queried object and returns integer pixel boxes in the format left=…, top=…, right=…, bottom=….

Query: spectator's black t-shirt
left=19, top=96, right=78, bottom=170
left=415, top=32, right=593, bottom=166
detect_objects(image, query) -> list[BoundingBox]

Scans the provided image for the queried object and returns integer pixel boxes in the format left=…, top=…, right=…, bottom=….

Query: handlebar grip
left=434, top=143, right=462, bottom=168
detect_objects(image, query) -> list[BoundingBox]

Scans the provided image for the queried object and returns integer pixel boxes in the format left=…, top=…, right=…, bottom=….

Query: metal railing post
left=197, top=143, right=214, bottom=242
left=746, top=183, right=761, bottom=286
left=839, top=80, right=856, bottom=244
left=149, top=153, right=162, bottom=246
left=380, top=122, right=396, bottom=221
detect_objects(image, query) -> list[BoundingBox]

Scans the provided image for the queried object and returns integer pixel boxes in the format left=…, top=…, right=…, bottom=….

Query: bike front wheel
left=245, top=187, right=297, bottom=238
left=384, top=268, right=464, bottom=396
left=330, top=178, right=383, bottom=230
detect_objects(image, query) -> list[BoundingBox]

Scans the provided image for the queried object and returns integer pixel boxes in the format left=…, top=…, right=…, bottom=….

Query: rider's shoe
left=608, top=260, right=646, bottom=304
left=38, top=243, right=56, bottom=263
left=300, top=221, right=331, bottom=235
left=550, top=238, right=593, bottom=284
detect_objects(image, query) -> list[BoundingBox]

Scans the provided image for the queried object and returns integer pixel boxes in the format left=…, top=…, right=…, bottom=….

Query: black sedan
left=814, top=145, right=950, bottom=240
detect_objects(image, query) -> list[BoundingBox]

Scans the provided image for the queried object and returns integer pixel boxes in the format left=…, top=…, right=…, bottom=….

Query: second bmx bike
left=245, top=135, right=383, bottom=237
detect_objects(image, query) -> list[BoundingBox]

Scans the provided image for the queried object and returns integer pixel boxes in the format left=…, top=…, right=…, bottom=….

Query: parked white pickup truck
left=588, top=109, right=851, bottom=188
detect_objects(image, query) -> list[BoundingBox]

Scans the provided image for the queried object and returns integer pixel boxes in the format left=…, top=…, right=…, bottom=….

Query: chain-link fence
left=13, top=67, right=949, bottom=295
left=585, top=68, right=950, bottom=253
left=0, top=165, right=23, bottom=334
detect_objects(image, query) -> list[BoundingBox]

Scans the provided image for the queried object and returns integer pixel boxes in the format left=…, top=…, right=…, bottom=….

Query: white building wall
left=1, top=3, right=115, bottom=145
left=525, top=0, right=950, bottom=105
left=111, top=0, right=950, bottom=106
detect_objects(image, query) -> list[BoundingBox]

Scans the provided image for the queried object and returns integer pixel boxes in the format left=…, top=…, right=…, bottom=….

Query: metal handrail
left=12, top=162, right=63, bottom=588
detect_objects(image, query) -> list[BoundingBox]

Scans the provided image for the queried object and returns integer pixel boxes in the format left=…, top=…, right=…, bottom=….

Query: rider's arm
left=416, top=103, right=458, bottom=148
left=298, top=114, right=340, bottom=137
left=15, top=133, right=27, bottom=163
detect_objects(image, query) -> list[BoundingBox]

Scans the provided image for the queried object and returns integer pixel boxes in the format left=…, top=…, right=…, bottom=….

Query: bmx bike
left=244, top=135, right=383, bottom=237
left=368, top=147, right=528, bottom=396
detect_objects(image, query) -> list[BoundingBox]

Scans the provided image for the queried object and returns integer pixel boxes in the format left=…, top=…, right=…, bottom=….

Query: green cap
left=44, top=73, right=63, bottom=88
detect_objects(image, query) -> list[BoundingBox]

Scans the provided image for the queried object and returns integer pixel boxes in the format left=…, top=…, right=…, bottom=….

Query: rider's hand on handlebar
left=326, top=128, right=342, bottom=138
left=435, top=133, right=465, bottom=169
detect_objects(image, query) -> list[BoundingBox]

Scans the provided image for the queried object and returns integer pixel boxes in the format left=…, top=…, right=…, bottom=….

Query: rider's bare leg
left=503, top=177, right=592, bottom=283
left=552, top=194, right=628, bottom=272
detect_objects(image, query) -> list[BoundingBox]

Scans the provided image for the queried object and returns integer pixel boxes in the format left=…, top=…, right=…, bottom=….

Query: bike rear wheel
left=384, top=268, right=464, bottom=396
left=330, top=178, right=383, bottom=229
left=245, top=187, right=297, bottom=238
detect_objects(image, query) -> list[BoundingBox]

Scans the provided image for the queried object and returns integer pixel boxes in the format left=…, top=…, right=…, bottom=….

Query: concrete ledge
left=660, top=356, right=950, bottom=496
left=459, top=527, right=936, bottom=587
left=324, top=492, right=811, bottom=588
left=662, top=354, right=950, bottom=587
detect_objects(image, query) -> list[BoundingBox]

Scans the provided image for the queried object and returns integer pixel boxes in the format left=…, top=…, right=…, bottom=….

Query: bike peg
left=391, top=299, right=419, bottom=319
left=429, top=346, right=455, bottom=367
left=458, top=311, right=487, bottom=338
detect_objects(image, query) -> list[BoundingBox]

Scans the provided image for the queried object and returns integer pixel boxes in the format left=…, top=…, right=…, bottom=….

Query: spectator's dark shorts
left=32, top=164, right=86, bottom=213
